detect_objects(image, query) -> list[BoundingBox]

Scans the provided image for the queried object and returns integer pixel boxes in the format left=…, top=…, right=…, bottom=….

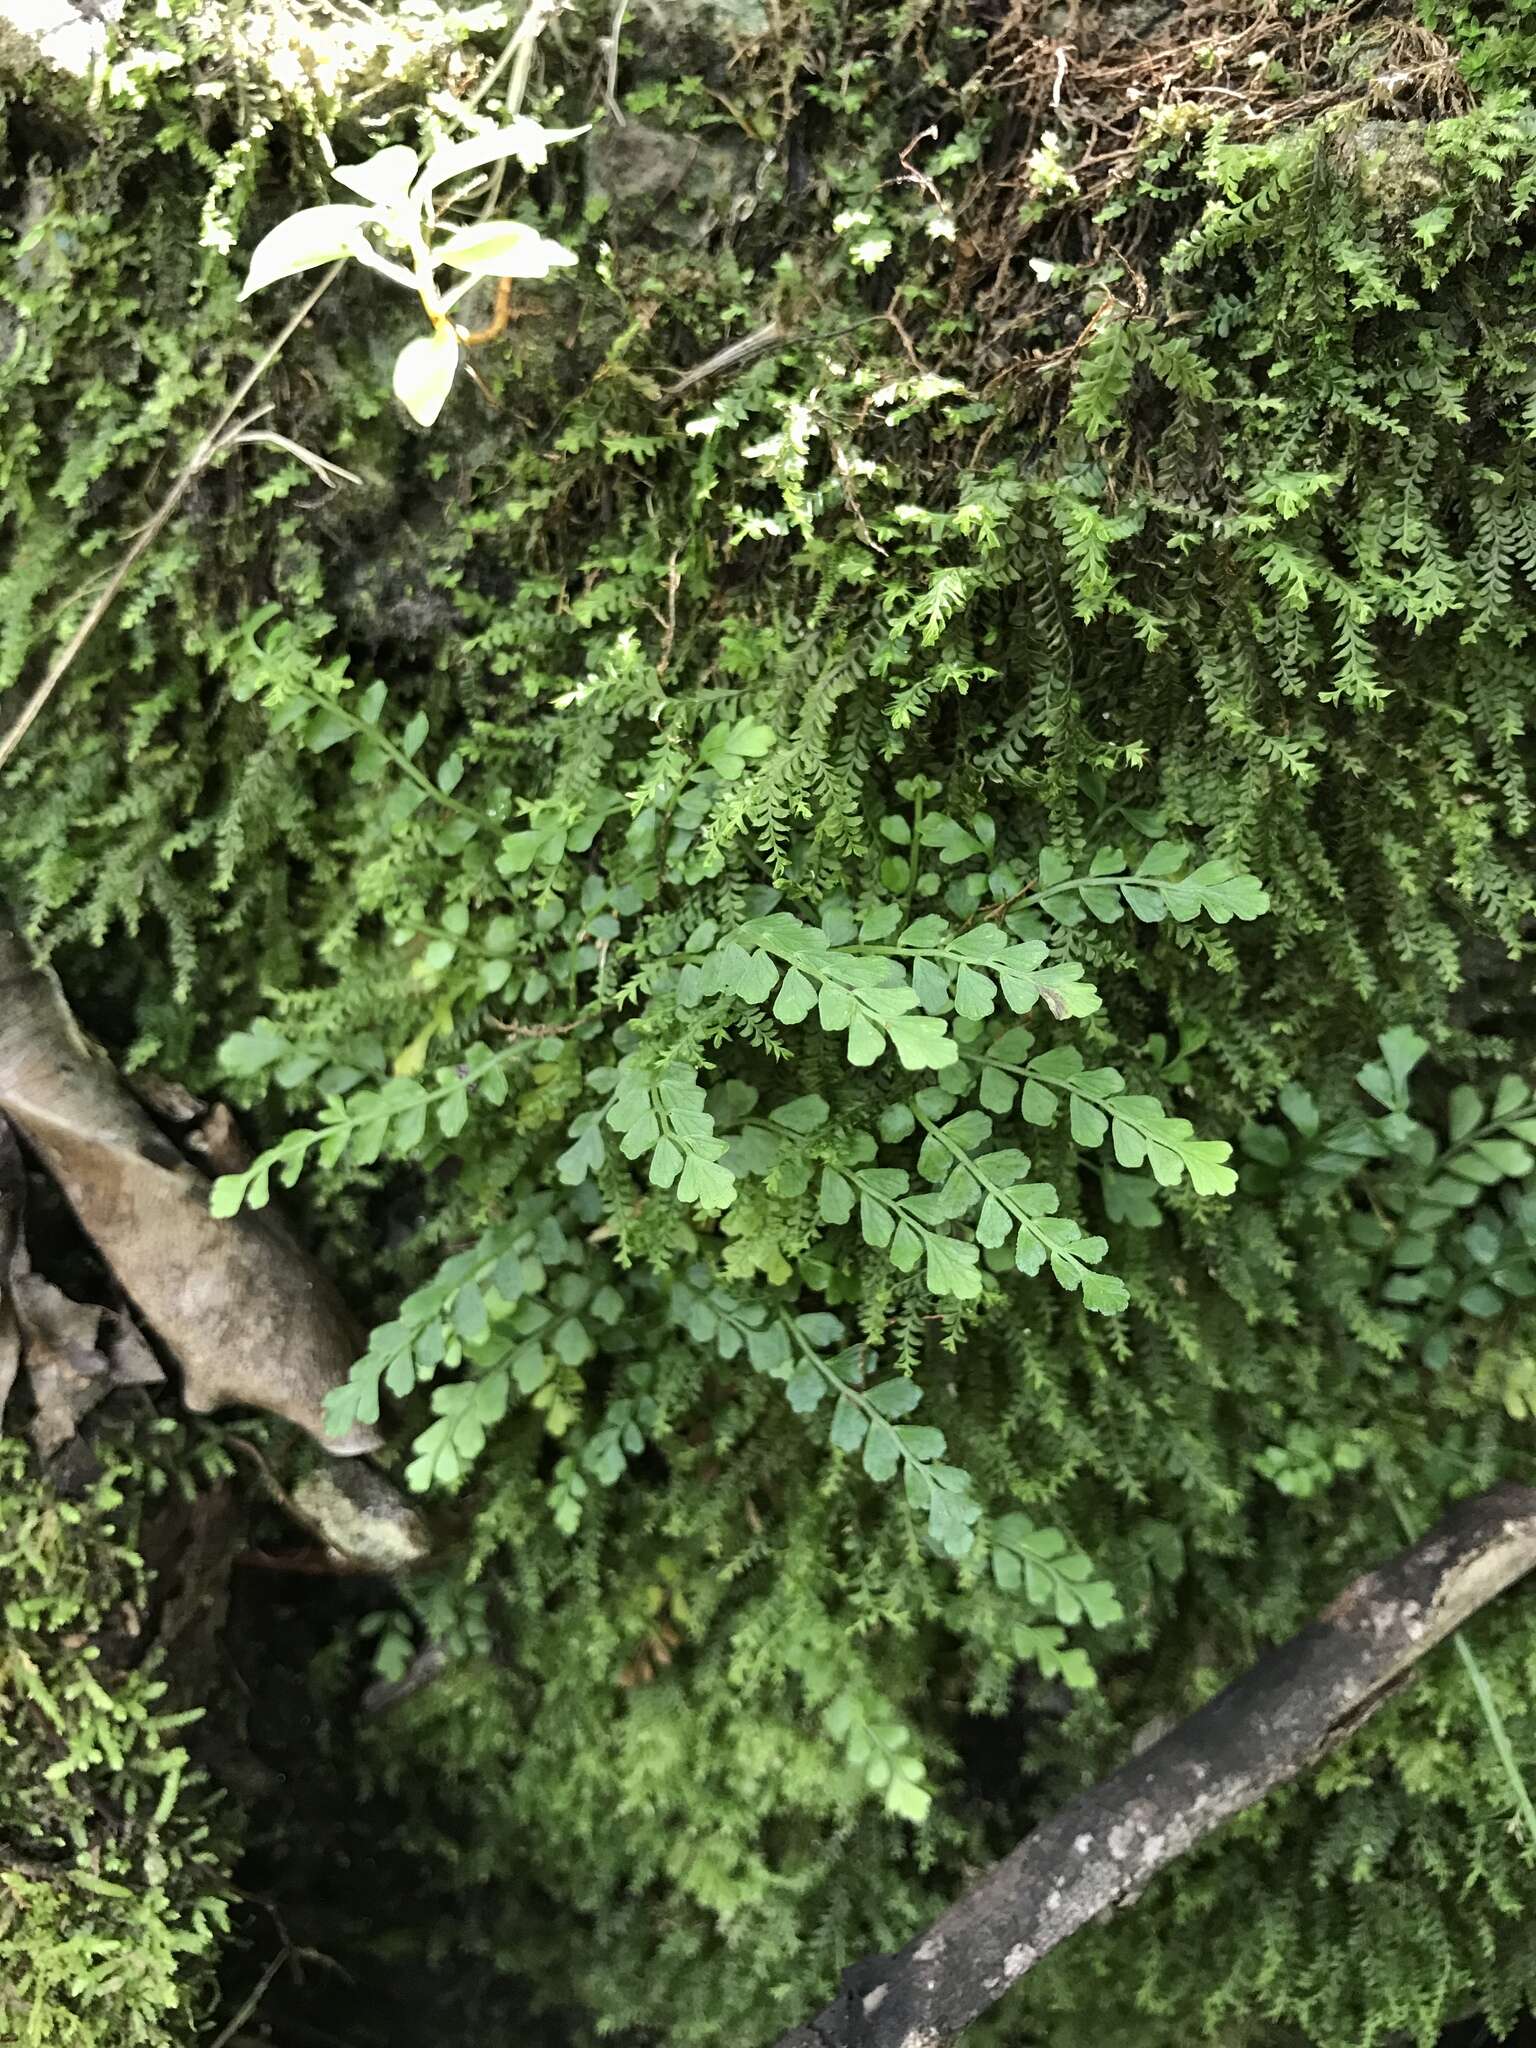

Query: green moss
left=3, top=2, right=1536, bottom=2043
left=0, top=1432, right=233, bottom=2046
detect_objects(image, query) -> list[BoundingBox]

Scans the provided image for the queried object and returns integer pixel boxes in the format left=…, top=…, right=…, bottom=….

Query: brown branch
left=772, top=1484, right=1536, bottom=2048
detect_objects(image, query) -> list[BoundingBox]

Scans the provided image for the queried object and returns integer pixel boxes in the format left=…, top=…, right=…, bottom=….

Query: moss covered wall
left=0, top=1432, right=234, bottom=2045
left=5, top=2, right=1536, bottom=2043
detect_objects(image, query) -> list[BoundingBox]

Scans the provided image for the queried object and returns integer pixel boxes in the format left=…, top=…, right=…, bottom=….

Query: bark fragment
left=0, top=925, right=377, bottom=1453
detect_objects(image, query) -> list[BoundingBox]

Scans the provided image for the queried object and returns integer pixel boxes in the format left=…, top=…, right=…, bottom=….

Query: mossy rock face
left=630, top=0, right=772, bottom=61
left=0, top=1430, right=237, bottom=2047
left=1331, top=117, right=1452, bottom=216
left=587, top=120, right=758, bottom=237
left=5, top=2, right=1536, bottom=2046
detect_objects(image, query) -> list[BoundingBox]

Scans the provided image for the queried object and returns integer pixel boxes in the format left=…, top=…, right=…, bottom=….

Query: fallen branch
left=772, top=1483, right=1536, bottom=2048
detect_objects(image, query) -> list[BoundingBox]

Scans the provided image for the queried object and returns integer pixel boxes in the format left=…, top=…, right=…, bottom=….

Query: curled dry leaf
left=0, top=1116, right=23, bottom=1416
left=126, top=1072, right=253, bottom=1177
left=185, top=1101, right=252, bottom=1179
left=16, top=1265, right=118, bottom=1455
left=0, top=1110, right=165, bottom=1455
left=0, top=925, right=378, bottom=1453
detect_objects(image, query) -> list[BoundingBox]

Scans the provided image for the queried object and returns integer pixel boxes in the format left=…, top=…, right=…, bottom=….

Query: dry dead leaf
left=183, top=1101, right=252, bottom=1178
left=106, top=1313, right=164, bottom=1389
left=0, top=1117, right=24, bottom=1416
left=14, top=1267, right=114, bottom=1455
left=0, top=1109, right=166, bottom=1454
left=0, top=925, right=378, bottom=1454
left=128, top=1075, right=254, bottom=1177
